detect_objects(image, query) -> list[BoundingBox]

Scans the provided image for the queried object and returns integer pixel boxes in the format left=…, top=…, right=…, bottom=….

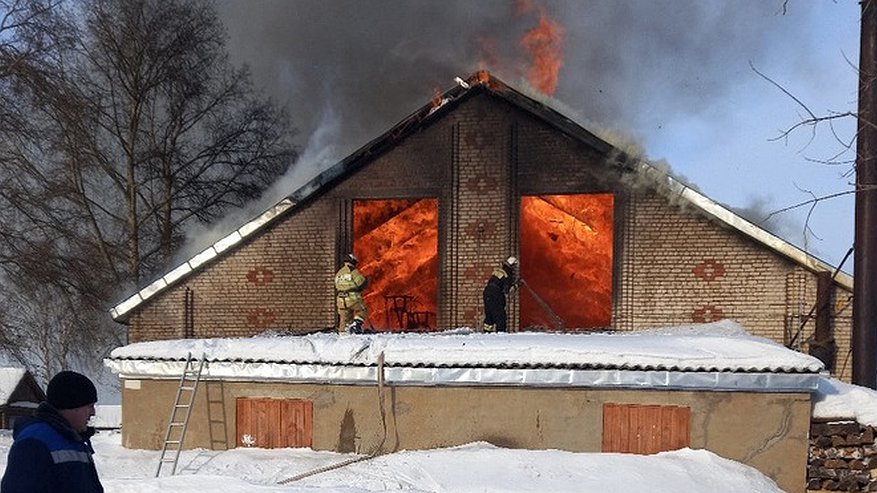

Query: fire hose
left=517, top=278, right=565, bottom=331
left=276, top=352, right=388, bottom=484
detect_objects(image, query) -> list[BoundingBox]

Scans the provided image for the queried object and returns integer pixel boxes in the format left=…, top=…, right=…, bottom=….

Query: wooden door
left=236, top=398, right=313, bottom=449
left=601, top=403, right=690, bottom=454
left=281, top=399, right=313, bottom=448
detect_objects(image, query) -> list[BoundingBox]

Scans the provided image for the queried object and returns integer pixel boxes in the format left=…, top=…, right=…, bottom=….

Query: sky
left=7, top=319, right=877, bottom=492
left=202, top=0, right=860, bottom=274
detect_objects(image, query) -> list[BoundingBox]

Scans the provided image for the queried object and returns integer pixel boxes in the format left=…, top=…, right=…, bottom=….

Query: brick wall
left=615, top=192, right=851, bottom=380
left=622, top=193, right=791, bottom=333
left=449, top=98, right=516, bottom=328
left=126, top=92, right=852, bottom=381
left=130, top=200, right=336, bottom=342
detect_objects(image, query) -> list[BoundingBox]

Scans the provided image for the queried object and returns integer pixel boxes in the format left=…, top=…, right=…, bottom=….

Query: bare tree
left=747, top=12, right=859, bottom=369
left=0, top=0, right=297, bottom=377
left=748, top=61, right=858, bottom=253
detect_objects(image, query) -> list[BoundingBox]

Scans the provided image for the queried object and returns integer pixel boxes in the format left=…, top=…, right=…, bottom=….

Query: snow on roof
left=111, top=199, right=294, bottom=320
left=812, top=377, right=877, bottom=427
left=0, top=368, right=27, bottom=405
left=105, top=320, right=823, bottom=392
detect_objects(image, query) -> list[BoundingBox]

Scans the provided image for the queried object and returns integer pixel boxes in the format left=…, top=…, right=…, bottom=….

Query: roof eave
left=632, top=162, right=853, bottom=290
left=111, top=198, right=296, bottom=322
left=105, top=357, right=821, bottom=393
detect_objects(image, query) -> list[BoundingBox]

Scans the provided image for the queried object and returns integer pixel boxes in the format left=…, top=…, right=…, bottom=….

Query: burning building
left=111, top=71, right=853, bottom=380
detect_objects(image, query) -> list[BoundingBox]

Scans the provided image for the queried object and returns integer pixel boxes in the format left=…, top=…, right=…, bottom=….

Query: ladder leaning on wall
left=155, top=352, right=206, bottom=478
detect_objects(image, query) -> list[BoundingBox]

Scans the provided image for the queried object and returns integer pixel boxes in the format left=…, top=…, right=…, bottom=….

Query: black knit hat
left=47, top=371, right=97, bottom=410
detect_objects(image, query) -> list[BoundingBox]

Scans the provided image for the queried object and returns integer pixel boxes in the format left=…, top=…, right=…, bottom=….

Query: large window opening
left=519, top=194, right=614, bottom=330
left=353, top=198, right=439, bottom=332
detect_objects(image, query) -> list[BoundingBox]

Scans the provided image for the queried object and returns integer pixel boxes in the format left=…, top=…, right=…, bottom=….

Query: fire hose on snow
left=276, top=352, right=389, bottom=484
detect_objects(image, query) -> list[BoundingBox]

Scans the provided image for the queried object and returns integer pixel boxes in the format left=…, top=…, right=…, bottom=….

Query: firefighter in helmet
left=334, top=253, right=369, bottom=334
left=482, top=256, right=518, bottom=332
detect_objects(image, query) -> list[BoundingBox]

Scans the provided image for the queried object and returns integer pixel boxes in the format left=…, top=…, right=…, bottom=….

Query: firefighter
left=482, top=256, right=518, bottom=332
left=334, top=253, right=369, bottom=334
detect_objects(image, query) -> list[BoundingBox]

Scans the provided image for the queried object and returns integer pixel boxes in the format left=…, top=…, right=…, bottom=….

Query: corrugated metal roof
left=105, top=323, right=822, bottom=368
left=105, top=358, right=822, bottom=393
left=107, top=356, right=822, bottom=374
left=104, top=323, right=824, bottom=392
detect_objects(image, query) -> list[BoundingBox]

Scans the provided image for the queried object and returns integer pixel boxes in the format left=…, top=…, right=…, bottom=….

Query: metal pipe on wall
left=854, top=0, right=877, bottom=388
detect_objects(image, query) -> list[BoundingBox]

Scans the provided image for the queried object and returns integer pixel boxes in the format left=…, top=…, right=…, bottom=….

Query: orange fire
left=521, top=12, right=565, bottom=95
left=477, top=36, right=500, bottom=71
left=353, top=199, right=438, bottom=332
left=351, top=195, right=611, bottom=331
left=473, top=1, right=564, bottom=96
left=519, top=194, right=614, bottom=330
left=431, top=88, right=442, bottom=109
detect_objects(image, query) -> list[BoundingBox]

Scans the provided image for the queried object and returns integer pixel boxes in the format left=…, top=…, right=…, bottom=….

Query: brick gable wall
left=125, top=92, right=852, bottom=379
left=130, top=200, right=336, bottom=342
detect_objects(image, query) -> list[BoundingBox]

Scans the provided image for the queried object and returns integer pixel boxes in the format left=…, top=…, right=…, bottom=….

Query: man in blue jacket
left=1, top=370, right=103, bottom=493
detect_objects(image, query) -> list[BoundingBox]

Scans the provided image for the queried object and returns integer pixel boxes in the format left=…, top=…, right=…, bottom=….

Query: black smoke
left=214, top=0, right=814, bottom=159
left=178, top=0, right=830, bottom=264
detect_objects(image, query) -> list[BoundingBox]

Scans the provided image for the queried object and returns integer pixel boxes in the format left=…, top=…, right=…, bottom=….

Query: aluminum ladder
left=155, top=352, right=206, bottom=477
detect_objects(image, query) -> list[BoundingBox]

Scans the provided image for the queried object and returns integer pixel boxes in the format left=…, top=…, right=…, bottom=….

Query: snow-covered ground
left=0, top=431, right=786, bottom=492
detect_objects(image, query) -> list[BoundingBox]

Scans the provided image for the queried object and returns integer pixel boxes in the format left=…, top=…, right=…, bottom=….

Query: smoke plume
left=214, top=0, right=813, bottom=159
left=168, top=0, right=821, bottom=263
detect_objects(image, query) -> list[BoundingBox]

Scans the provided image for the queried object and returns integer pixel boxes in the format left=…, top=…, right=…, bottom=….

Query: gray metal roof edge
left=633, top=161, right=853, bottom=290
left=111, top=198, right=296, bottom=320
left=108, top=359, right=820, bottom=393
left=105, top=356, right=822, bottom=376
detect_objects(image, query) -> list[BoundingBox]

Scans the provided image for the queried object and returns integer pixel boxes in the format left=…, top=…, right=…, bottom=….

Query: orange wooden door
left=236, top=398, right=313, bottom=449
left=281, top=399, right=313, bottom=448
left=601, top=403, right=690, bottom=454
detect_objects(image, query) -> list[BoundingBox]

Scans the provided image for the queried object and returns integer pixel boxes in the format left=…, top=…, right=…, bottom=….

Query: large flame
left=475, top=0, right=565, bottom=96
left=519, top=194, right=613, bottom=330
left=351, top=195, right=610, bottom=331
left=519, top=1, right=565, bottom=95
left=353, top=199, right=438, bottom=332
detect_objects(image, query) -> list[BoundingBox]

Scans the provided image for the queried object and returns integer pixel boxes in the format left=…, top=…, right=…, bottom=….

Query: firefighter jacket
left=486, top=264, right=516, bottom=294
left=1, top=402, right=103, bottom=493
left=335, top=262, right=368, bottom=308
left=335, top=262, right=367, bottom=293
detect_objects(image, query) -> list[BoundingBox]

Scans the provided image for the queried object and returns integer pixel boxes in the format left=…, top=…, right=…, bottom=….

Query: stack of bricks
left=808, top=419, right=877, bottom=492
